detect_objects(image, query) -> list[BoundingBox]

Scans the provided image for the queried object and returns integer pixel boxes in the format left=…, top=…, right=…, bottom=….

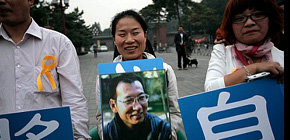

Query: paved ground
left=79, top=46, right=212, bottom=131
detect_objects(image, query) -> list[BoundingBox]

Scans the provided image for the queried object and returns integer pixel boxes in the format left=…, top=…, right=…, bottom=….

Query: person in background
left=93, top=43, right=98, bottom=57
left=204, top=0, right=284, bottom=91
left=104, top=74, right=171, bottom=140
left=0, top=0, right=90, bottom=139
left=174, top=26, right=188, bottom=70
left=96, top=10, right=183, bottom=140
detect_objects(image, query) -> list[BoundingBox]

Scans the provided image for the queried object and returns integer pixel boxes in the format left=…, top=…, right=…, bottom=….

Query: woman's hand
left=248, top=62, right=284, bottom=83
left=225, top=62, right=284, bottom=87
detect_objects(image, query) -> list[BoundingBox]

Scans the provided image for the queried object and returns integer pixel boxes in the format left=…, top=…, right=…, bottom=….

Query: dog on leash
left=186, top=57, right=198, bottom=68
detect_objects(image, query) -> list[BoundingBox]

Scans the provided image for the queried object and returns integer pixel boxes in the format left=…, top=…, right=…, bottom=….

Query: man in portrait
left=103, top=74, right=171, bottom=140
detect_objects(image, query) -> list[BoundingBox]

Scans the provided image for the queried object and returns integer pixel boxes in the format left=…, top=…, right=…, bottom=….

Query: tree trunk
left=175, top=0, right=181, bottom=25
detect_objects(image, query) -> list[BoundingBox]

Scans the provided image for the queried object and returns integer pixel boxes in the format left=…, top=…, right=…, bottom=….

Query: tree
left=140, top=0, right=192, bottom=25
left=140, top=4, right=163, bottom=23
left=201, top=0, right=228, bottom=27
left=139, top=0, right=226, bottom=43
left=65, top=8, right=92, bottom=53
left=181, top=2, right=220, bottom=39
left=31, top=2, right=93, bottom=54
left=30, top=1, right=53, bottom=26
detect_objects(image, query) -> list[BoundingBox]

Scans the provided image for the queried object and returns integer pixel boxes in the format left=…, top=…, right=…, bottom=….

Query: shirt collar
left=0, top=18, right=42, bottom=40
left=25, top=18, right=42, bottom=40
left=0, top=23, right=8, bottom=39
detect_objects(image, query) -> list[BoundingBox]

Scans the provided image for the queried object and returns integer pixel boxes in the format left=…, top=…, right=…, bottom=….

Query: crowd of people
left=0, top=0, right=284, bottom=139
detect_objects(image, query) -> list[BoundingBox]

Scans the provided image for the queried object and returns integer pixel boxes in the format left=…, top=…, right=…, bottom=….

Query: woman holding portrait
left=205, top=0, right=284, bottom=91
left=96, top=10, right=183, bottom=140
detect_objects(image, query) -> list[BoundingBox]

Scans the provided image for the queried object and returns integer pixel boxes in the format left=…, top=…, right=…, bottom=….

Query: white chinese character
left=197, top=92, right=274, bottom=140
left=0, top=118, right=11, bottom=140
left=15, top=113, right=59, bottom=140
left=116, top=63, right=126, bottom=73
left=115, top=63, right=157, bottom=73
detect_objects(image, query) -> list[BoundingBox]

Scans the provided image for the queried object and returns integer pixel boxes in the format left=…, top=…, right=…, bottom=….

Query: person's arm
left=205, top=45, right=284, bottom=91
left=204, top=44, right=227, bottom=91
left=224, top=62, right=284, bottom=86
left=174, top=34, right=179, bottom=46
left=164, top=63, right=183, bottom=140
left=57, top=38, right=90, bottom=140
left=95, top=77, right=104, bottom=140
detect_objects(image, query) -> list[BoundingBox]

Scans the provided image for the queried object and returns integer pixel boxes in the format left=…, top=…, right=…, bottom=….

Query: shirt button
left=17, top=106, right=22, bottom=110
left=17, top=85, right=22, bottom=88
left=16, top=46, right=21, bottom=49
left=17, top=64, right=21, bottom=68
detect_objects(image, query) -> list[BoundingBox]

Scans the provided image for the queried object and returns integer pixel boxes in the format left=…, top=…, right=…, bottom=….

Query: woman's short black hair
left=220, top=0, right=284, bottom=44
left=111, top=10, right=148, bottom=38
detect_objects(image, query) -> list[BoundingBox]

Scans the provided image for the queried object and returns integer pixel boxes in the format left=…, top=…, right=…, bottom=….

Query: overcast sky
left=46, top=0, right=202, bottom=31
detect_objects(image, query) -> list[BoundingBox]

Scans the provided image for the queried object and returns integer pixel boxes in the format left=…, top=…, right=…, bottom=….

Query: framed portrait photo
left=100, top=69, right=171, bottom=140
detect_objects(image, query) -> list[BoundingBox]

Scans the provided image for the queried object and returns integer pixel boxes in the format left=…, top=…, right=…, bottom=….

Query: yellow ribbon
left=37, top=56, right=57, bottom=91
left=232, top=68, right=239, bottom=73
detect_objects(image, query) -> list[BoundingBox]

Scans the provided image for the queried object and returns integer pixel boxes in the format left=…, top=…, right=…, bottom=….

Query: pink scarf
left=232, top=40, right=273, bottom=68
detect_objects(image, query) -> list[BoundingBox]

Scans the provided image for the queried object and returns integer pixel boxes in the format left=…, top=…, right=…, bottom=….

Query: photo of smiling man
left=100, top=70, right=171, bottom=140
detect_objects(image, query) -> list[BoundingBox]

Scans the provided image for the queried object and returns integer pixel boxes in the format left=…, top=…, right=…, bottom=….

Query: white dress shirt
left=0, top=19, right=90, bottom=139
left=204, top=44, right=284, bottom=92
left=180, top=33, right=184, bottom=44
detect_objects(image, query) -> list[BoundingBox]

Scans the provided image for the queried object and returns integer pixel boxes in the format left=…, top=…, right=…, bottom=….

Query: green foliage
left=201, top=0, right=228, bottom=18
left=181, top=2, right=220, bottom=36
left=140, top=0, right=227, bottom=42
left=65, top=8, right=92, bottom=52
left=140, top=4, right=163, bottom=23
left=30, top=1, right=52, bottom=26
left=30, top=2, right=93, bottom=54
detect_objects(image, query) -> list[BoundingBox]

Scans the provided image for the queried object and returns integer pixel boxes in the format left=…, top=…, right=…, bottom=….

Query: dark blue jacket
left=104, top=113, right=171, bottom=140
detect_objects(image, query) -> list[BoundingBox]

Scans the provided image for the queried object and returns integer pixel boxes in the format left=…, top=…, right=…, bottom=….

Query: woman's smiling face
left=114, top=17, right=147, bottom=60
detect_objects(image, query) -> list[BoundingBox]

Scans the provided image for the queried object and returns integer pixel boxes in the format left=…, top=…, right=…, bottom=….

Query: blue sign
left=0, top=107, right=73, bottom=140
left=178, top=78, right=283, bottom=140
left=98, top=58, right=164, bottom=75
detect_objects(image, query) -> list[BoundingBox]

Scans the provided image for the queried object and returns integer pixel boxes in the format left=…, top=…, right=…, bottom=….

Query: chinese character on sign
left=0, top=113, right=59, bottom=140
left=98, top=58, right=163, bottom=75
left=0, top=118, right=10, bottom=140
left=197, top=92, right=274, bottom=140
left=115, top=63, right=157, bottom=73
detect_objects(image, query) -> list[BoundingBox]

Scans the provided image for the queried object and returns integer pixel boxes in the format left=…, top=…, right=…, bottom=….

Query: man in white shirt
left=0, top=0, right=90, bottom=139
